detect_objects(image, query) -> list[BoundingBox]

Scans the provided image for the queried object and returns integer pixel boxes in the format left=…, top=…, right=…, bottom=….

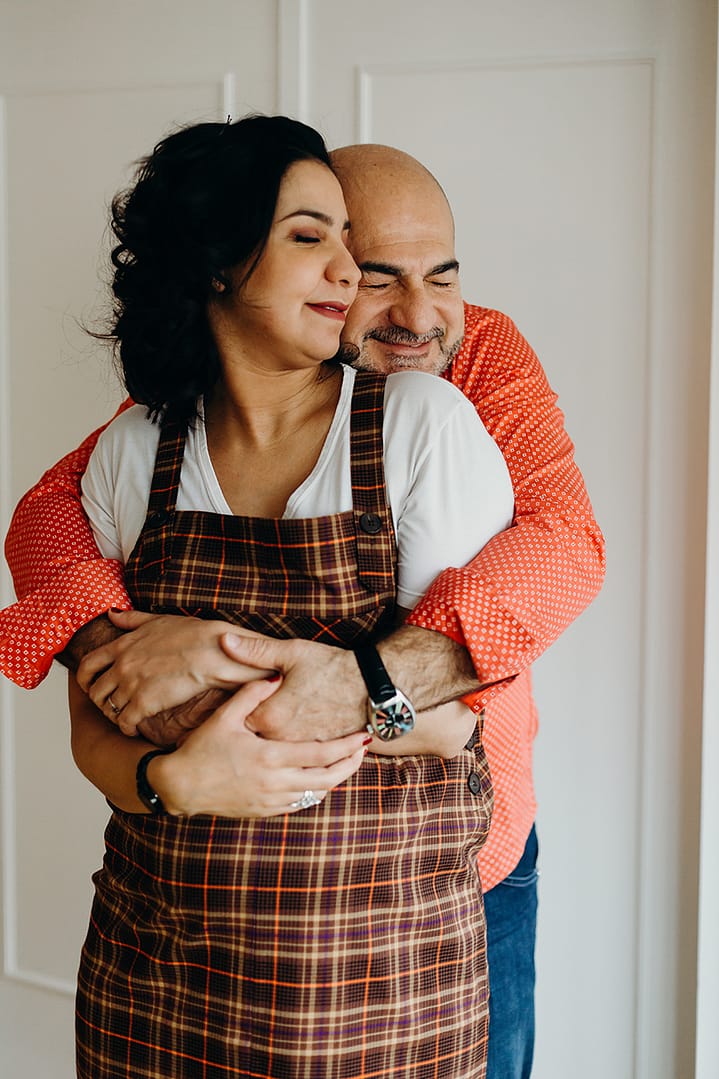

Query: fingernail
left=267, top=672, right=281, bottom=682
left=362, top=735, right=372, bottom=746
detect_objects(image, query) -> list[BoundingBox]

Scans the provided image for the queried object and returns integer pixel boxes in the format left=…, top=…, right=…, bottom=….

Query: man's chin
left=338, top=342, right=451, bottom=377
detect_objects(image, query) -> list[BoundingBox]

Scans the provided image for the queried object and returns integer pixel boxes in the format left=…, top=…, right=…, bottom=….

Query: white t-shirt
left=82, top=366, right=514, bottom=610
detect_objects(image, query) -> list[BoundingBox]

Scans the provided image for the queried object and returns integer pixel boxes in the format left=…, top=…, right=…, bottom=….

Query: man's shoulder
left=446, top=303, right=537, bottom=391
left=460, top=302, right=521, bottom=346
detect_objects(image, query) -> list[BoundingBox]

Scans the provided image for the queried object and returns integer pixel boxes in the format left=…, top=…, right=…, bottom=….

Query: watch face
left=371, top=693, right=416, bottom=741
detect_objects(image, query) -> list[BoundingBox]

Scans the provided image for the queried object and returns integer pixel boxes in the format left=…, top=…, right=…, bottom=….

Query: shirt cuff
left=408, top=567, right=527, bottom=711
left=0, top=560, right=131, bottom=688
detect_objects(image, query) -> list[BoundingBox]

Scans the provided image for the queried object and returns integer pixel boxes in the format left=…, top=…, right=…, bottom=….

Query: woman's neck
left=204, top=362, right=341, bottom=449
left=202, top=363, right=344, bottom=517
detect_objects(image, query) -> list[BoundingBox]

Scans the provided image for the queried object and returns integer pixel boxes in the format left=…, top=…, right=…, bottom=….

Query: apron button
left=147, top=510, right=170, bottom=528
left=359, top=513, right=383, bottom=534
left=467, top=771, right=482, bottom=795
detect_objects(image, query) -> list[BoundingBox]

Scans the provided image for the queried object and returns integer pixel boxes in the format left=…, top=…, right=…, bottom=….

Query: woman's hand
left=76, top=610, right=273, bottom=735
left=70, top=675, right=369, bottom=818
left=153, top=680, right=370, bottom=817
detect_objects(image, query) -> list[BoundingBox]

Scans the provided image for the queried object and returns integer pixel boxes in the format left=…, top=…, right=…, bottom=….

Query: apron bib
left=76, top=371, right=492, bottom=1079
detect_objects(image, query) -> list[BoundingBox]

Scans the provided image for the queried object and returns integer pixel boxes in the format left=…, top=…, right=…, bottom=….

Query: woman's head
left=108, top=114, right=339, bottom=421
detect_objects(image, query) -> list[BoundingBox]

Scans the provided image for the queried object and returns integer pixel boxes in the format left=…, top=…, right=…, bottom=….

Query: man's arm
left=69, top=675, right=369, bottom=817
left=225, top=307, right=605, bottom=733
left=1, top=401, right=135, bottom=688
left=405, top=304, right=606, bottom=708
left=3, top=307, right=603, bottom=728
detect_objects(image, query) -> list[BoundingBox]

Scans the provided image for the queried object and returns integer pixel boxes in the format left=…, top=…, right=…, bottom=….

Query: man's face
left=338, top=189, right=465, bottom=376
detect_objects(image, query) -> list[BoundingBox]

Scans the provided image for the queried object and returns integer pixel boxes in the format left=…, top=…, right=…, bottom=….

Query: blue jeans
left=484, top=825, right=538, bottom=1079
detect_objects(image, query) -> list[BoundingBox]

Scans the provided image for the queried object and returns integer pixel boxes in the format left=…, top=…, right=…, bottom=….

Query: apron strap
left=348, top=371, right=397, bottom=593
left=144, top=418, right=187, bottom=523
left=125, top=417, right=187, bottom=589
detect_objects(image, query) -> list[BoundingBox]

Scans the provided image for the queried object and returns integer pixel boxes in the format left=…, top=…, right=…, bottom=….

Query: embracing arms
left=2, top=307, right=604, bottom=730
left=69, top=674, right=370, bottom=817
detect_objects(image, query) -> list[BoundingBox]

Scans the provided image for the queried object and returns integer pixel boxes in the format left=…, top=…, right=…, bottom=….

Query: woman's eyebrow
left=277, top=209, right=351, bottom=230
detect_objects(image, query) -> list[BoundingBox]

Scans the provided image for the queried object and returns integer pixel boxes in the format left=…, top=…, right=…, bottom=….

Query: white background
left=0, top=2, right=717, bottom=1076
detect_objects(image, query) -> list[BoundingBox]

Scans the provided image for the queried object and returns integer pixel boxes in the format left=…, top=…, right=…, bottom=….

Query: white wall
left=695, top=14, right=719, bottom=1078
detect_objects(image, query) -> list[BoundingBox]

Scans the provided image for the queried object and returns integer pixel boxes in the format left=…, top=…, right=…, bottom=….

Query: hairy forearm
left=376, top=624, right=479, bottom=710
left=57, top=613, right=124, bottom=675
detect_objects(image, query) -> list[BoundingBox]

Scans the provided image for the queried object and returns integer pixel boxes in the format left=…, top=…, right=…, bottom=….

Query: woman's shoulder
left=90, top=403, right=162, bottom=472
left=384, top=369, right=479, bottom=426
left=97, top=402, right=157, bottom=439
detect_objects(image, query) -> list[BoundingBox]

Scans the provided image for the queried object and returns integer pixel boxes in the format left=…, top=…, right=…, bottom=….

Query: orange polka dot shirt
left=0, top=304, right=605, bottom=891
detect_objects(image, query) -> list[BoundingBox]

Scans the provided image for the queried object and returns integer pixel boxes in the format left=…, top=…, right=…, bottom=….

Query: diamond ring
left=290, top=790, right=322, bottom=811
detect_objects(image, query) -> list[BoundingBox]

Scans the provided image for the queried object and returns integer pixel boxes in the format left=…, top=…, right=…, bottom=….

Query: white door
left=0, top=2, right=715, bottom=1077
left=0, top=3, right=277, bottom=1075
left=296, top=2, right=715, bottom=1078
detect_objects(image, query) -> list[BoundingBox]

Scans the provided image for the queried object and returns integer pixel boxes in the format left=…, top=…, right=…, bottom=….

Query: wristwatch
left=136, top=749, right=171, bottom=815
left=354, top=643, right=416, bottom=741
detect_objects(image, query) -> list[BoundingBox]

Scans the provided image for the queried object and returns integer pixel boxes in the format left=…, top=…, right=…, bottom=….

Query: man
left=1, top=144, right=604, bottom=1078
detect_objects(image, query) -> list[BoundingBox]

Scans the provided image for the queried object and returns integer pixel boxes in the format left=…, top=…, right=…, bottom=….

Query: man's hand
left=136, top=688, right=233, bottom=747
left=156, top=680, right=371, bottom=818
left=221, top=634, right=368, bottom=741
left=56, top=613, right=125, bottom=674
left=76, top=610, right=273, bottom=735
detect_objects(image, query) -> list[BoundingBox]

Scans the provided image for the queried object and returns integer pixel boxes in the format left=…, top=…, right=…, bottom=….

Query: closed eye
left=293, top=233, right=321, bottom=244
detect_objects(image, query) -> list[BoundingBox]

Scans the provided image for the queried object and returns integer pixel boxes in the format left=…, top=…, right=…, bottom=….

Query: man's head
left=331, top=144, right=464, bottom=376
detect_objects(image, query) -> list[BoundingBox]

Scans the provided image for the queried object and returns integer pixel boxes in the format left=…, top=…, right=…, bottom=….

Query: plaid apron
left=76, top=371, right=492, bottom=1079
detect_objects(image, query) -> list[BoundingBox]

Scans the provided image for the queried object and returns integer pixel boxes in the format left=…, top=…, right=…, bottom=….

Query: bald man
left=2, top=144, right=604, bottom=1079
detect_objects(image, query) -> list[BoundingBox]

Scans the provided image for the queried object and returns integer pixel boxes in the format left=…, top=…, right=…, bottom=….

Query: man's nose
left=388, top=286, right=436, bottom=335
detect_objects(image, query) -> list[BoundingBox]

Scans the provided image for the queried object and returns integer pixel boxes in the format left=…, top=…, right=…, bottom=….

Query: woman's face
left=216, top=160, right=361, bottom=370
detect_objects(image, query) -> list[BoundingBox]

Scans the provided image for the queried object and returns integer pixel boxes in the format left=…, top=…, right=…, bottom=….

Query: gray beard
left=337, top=334, right=462, bottom=376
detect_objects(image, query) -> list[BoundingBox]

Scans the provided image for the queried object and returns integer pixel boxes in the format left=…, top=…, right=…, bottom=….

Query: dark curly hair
left=105, top=114, right=332, bottom=422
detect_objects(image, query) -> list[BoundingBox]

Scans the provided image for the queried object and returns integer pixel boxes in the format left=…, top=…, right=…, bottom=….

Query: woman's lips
left=307, top=302, right=348, bottom=321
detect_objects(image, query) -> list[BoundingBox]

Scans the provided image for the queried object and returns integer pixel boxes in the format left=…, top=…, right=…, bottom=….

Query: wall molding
left=356, top=53, right=667, bottom=1079
left=356, top=53, right=654, bottom=143
left=695, top=18, right=719, bottom=1076
left=0, top=78, right=227, bottom=1000
left=0, top=94, right=73, bottom=999
left=0, top=93, right=17, bottom=985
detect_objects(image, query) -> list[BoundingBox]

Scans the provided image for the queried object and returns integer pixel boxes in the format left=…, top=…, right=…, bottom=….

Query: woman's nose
left=330, top=244, right=361, bottom=288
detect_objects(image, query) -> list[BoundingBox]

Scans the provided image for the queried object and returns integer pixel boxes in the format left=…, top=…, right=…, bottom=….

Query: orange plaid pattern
left=75, top=372, right=492, bottom=1078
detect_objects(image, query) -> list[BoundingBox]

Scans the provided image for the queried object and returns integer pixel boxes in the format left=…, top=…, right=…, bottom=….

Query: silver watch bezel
left=366, top=689, right=416, bottom=741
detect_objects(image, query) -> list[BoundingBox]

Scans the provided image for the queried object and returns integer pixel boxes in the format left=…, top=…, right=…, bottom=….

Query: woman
left=70, top=114, right=513, bottom=1078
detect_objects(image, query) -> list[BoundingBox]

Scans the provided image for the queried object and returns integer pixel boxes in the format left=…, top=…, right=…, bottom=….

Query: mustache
left=365, top=327, right=444, bottom=346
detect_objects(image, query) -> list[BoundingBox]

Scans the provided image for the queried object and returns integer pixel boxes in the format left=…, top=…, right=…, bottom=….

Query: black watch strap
left=136, top=748, right=171, bottom=815
left=354, top=643, right=395, bottom=703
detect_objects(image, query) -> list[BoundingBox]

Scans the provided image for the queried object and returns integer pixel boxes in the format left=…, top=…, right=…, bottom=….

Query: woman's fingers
left=168, top=690, right=369, bottom=818
left=106, top=609, right=157, bottom=630
left=77, top=614, right=272, bottom=730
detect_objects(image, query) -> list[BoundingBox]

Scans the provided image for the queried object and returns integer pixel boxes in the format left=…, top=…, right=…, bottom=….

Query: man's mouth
left=367, top=329, right=443, bottom=351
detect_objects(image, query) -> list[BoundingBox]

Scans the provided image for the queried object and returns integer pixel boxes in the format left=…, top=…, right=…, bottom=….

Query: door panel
left=0, top=4, right=276, bottom=1074
left=298, top=3, right=715, bottom=1077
